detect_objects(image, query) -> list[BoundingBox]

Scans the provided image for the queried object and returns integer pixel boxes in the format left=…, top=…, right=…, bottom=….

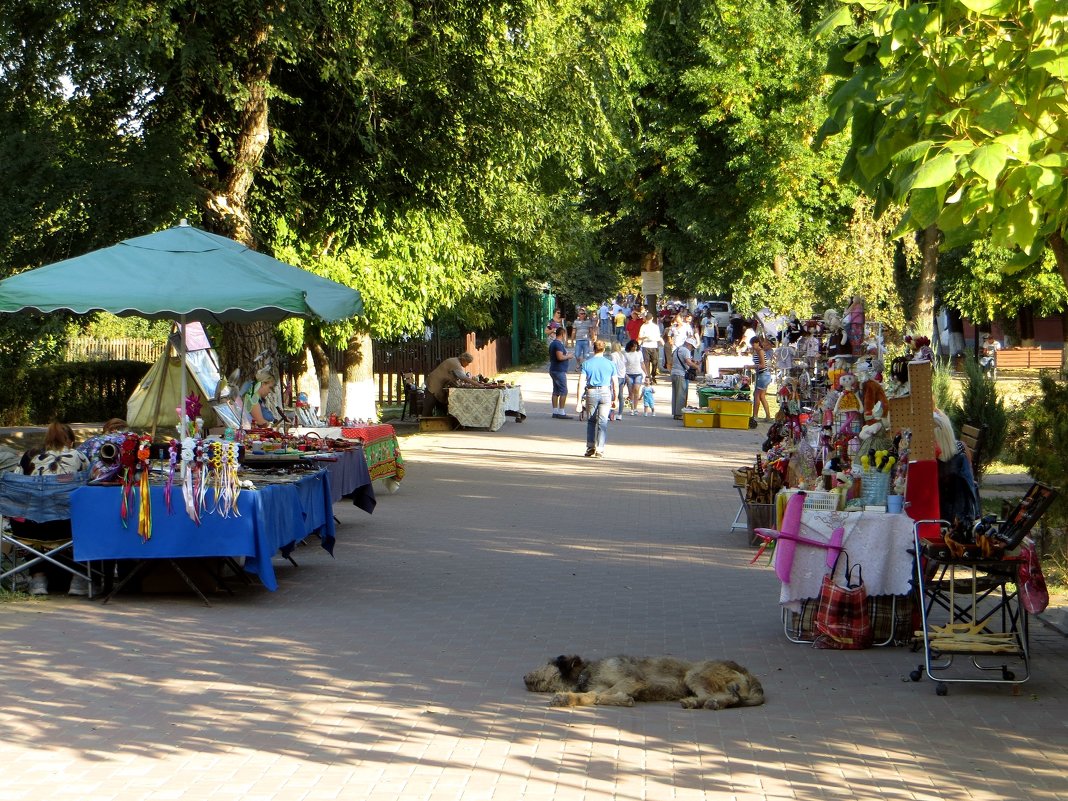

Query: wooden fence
left=370, top=333, right=511, bottom=405
left=66, top=332, right=511, bottom=406
left=66, top=337, right=164, bottom=363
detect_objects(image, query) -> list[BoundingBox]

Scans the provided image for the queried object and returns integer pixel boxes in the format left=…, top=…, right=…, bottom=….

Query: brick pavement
left=2, top=368, right=1067, bottom=801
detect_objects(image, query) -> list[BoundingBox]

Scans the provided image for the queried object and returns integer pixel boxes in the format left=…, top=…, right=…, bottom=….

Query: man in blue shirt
left=548, top=327, right=572, bottom=418
left=580, top=340, right=617, bottom=457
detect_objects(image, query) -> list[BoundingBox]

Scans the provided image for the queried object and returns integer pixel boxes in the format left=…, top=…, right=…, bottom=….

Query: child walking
left=642, top=386, right=656, bottom=416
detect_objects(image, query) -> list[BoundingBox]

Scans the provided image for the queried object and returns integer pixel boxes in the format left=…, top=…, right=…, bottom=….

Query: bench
left=995, top=347, right=1063, bottom=370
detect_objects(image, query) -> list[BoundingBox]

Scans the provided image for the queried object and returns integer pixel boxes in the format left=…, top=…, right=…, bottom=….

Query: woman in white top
left=622, top=339, right=646, bottom=414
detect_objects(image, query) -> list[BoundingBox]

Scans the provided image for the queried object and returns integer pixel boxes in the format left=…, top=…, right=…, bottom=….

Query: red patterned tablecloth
left=340, top=425, right=405, bottom=483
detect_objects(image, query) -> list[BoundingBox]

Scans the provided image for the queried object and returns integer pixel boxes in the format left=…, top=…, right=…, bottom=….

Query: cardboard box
left=419, top=415, right=456, bottom=432
left=683, top=411, right=717, bottom=428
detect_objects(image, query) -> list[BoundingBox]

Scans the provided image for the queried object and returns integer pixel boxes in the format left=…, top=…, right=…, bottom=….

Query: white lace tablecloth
left=448, top=388, right=525, bottom=431
left=704, top=354, right=752, bottom=378
left=775, top=510, right=914, bottom=610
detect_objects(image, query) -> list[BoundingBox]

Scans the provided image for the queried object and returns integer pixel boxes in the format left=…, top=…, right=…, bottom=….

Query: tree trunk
left=307, top=331, right=332, bottom=414
left=203, top=18, right=279, bottom=385
left=341, top=333, right=378, bottom=421
left=911, top=224, right=939, bottom=340
left=641, top=248, right=661, bottom=312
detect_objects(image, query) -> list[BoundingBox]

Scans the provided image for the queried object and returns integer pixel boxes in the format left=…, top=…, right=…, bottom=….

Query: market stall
left=732, top=303, right=939, bottom=648
left=71, top=468, right=334, bottom=593
left=0, top=222, right=366, bottom=601
left=290, top=423, right=405, bottom=485
left=447, top=386, right=526, bottom=431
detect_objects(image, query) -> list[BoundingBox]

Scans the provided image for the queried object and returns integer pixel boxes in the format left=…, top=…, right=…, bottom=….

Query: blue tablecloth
left=70, top=470, right=336, bottom=591
left=303, top=447, right=376, bottom=512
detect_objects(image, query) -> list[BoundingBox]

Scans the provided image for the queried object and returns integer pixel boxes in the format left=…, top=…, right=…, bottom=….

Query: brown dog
left=524, top=654, right=765, bottom=709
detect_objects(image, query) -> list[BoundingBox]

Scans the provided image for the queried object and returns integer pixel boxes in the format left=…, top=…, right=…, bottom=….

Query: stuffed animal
left=856, top=361, right=890, bottom=440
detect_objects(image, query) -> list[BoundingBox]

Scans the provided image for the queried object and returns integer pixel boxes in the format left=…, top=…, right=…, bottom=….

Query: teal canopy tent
left=0, top=221, right=362, bottom=322
left=0, top=221, right=362, bottom=431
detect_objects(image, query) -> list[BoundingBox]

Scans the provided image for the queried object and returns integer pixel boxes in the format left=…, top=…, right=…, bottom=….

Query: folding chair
left=0, top=471, right=100, bottom=597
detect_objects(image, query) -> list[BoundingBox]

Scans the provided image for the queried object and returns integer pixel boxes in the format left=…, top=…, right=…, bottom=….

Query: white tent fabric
left=126, top=354, right=216, bottom=431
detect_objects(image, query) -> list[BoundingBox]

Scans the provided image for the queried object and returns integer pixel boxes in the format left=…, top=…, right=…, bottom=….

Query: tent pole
left=147, top=323, right=176, bottom=440
left=180, top=316, right=189, bottom=439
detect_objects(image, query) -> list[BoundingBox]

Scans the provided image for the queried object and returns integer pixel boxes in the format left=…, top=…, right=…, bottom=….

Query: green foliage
left=521, top=338, right=549, bottom=367
left=22, top=361, right=150, bottom=425
left=939, top=241, right=1068, bottom=325
left=817, top=0, right=1068, bottom=270
left=931, top=362, right=956, bottom=417
left=592, top=0, right=855, bottom=300
left=732, top=196, right=910, bottom=331
left=1006, top=371, right=1068, bottom=523
left=948, top=358, right=1007, bottom=480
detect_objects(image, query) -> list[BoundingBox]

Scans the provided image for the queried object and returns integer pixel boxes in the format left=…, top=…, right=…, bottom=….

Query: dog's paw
left=679, top=698, right=701, bottom=710
left=702, top=699, right=724, bottom=710
left=549, top=693, right=573, bottom=707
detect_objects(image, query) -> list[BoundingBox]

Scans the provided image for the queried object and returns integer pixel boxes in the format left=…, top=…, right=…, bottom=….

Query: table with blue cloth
left=302, top=446, right=376, bottom=512
left=70, top=469, right=336, bottom=592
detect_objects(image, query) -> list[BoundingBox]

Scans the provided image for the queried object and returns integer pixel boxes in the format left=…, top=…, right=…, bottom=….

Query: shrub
left=948, top=358, right=1007, bottom=480
left=931, top=362, right=956, bottom=415
left=24, top=361, right=151, bottom=423
left=1009, top=371, right=1068, bottom=525
left=521, top=338, right=549, bottom=366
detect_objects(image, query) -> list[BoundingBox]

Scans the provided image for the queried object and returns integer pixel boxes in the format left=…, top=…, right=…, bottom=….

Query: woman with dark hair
left=24, top=422, right=89, bottom=476
left=17, top=422, right=90, bottom=596
left=622, top=339, right=645, bottom=414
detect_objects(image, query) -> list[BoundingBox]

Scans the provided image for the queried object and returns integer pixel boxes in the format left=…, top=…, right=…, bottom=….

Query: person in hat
left=670, top=336, right=700, bottom=420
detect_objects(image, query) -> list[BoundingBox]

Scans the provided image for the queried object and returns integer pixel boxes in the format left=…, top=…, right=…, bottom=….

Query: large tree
left=587, top=0, right=855, bottom=307
left=817, top=0, right=1068, bottom=353
left=0, top=0, right=639, bottom=415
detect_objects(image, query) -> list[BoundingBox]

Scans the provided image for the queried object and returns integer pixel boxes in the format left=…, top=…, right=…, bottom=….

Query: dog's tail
left=738, top=678, right=765, bottom=706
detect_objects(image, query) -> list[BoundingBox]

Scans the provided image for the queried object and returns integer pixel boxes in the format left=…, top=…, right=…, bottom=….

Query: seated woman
left=244, top=369, right=278, bottom=428
left=15, top=422, right=91, bottom=596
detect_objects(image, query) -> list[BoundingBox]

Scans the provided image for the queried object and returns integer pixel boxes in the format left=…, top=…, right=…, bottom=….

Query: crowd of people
left=547, top=297, right=778, bottom=456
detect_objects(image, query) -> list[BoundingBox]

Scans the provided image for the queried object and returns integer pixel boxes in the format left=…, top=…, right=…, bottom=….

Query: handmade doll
left=833, top=372, right=863, bottom=437
left=824, top=308, right=849, bottom=358
left=909, top=335, right=934, bottom=362
left=819, top=385, right=840, bottom=427
left=784, top=311, right=803, bottom=343
left=843, top=295, right=865, bottom=358
left=825, top=356, right=850, bottom=393
left=798, top=329, right=821, bottom=369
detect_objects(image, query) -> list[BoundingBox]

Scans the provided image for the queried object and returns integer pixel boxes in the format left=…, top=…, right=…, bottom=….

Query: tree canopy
left=817, top=0, right=1068, bottom=294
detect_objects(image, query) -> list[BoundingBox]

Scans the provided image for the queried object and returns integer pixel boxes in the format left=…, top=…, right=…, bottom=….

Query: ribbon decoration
left=136, top=434, right=152, bottom=541
left=163, top=439, right=179, bottom=514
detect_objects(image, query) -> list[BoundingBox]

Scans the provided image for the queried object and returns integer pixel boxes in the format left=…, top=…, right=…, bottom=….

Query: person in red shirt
left=624, top=308, right=643, bottom=344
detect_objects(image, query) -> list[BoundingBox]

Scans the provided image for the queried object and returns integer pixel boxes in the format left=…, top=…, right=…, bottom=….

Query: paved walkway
left=3, top=368, right=1067, bottom=801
